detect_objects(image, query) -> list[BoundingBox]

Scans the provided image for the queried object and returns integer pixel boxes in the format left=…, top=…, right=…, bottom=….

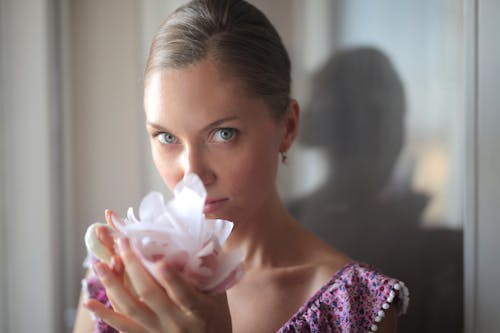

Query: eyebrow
left=146, top=115, right=240, bottom=133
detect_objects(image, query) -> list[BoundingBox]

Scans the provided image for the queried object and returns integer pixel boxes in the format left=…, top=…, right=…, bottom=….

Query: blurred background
left=0, top=0, right=499, bottom=332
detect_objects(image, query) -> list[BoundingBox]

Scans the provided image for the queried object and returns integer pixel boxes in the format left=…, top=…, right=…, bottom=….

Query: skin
left=73, top=58, right=398, bottom=333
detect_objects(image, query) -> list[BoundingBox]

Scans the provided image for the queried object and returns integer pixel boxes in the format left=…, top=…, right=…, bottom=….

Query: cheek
left=225, top=141, right=279, bottom=198
left=151, top=147, right=181, bottom=191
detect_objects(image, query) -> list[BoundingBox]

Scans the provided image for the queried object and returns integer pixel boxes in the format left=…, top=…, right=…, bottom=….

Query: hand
left=96, top=209, right=120, bottom=255
left=84, top=237, right=233, bottom=333
left=85, top=209, right=120, bottom=264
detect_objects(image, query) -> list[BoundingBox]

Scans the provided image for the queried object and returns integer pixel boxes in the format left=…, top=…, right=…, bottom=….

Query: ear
left=280, top=99, right=300, bottom=153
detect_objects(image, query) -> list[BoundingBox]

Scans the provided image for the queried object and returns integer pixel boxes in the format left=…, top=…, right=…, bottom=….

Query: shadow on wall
left=289, top=47, right=463, bottom=333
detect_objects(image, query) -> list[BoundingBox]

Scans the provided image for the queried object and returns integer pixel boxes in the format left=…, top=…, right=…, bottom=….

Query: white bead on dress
left=369, top=281, right=408, bottom=332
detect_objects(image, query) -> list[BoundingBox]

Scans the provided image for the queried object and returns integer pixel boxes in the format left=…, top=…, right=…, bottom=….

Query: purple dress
left=277, top=262, right=409, bottom=332
left=83, top=262, right=409, bottom=333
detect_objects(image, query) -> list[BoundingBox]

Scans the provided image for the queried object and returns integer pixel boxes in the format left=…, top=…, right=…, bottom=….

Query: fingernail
left=110, top=211, right=123, bottom=229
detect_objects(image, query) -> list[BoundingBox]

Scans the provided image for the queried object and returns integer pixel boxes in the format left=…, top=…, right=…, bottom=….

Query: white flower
left=86, top=173, right=244, bottom=293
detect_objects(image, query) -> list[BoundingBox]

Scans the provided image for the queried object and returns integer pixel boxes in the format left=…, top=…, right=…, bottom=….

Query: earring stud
left=280, top=151, right=288, bottom=164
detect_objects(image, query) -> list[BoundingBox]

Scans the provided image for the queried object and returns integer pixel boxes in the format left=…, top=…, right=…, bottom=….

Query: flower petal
left=139, top=191, right=166, bottom=222
left=174, top=172, right=206, bottom=199
left=166, top=190, right=204, bottom=235
left=204, top=219, right=233, bottom=245
left=202, top=249, right=244, bottom=292
left=86, top=172, right=244, bottom=293
left=210, top=264, right=245, bottom=294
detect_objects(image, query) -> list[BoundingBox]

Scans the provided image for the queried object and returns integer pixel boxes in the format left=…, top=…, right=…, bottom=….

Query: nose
left=180, top=146, right=216, bottom=186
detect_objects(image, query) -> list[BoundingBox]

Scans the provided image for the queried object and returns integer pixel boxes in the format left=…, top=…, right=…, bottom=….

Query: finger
left=111, top=255, right=124, bottom=276
left=106, top=209, right=124, bottom=230
left=94, top=262, right=159, bottom=329
left=84, top=299, right=146, bottom=333
left=85, top=223, right=113, bottom=264
left=155, top=260, right=200, bottom=315
left=105, top=209, right=116, bottom=228
left=117, top=238, right=179, bottom=319
left=110, top=254, right=139, bottom=297
left=96, top=224, right=116, bottom=256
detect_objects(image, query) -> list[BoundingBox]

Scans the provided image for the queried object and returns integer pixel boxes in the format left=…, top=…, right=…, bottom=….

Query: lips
left=203, top=198, right=228, bottom=214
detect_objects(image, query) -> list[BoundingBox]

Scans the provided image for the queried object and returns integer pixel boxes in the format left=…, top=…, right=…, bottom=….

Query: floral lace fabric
left=83, top=261, right=408, bottom=333
left=278, top=262, right=409, bottom=333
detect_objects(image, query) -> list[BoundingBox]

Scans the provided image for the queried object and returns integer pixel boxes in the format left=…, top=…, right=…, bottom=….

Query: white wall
left=62, top=0, right=147, bottom=328
left=0, top=0, right=60, bottom=331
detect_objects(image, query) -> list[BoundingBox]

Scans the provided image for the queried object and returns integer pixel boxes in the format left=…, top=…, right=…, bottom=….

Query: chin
left=205, top=208, right=241, bottom=225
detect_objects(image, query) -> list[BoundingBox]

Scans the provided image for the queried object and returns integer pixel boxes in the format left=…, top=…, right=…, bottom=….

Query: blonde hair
left=144, top=0, right=291, bottom=119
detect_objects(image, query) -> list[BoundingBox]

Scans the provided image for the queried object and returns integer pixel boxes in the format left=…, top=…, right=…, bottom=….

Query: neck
left=224, top=190, right=298, bottom=271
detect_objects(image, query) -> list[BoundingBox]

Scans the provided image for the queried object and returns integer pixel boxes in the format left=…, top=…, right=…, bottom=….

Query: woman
left=74, top=1, right=408, bottom=332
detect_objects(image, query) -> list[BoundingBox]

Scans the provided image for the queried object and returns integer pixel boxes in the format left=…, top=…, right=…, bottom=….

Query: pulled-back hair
left=145, top=0, right=291, bottom=119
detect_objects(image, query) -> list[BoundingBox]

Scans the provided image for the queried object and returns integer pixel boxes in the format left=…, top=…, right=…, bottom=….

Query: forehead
left=144, top=60, right=271, bottom=126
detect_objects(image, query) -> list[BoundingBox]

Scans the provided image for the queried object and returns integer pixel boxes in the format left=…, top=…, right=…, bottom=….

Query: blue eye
left=213, top=128, right=238, bottom=142
left=157, top=132, right=177, bottom=144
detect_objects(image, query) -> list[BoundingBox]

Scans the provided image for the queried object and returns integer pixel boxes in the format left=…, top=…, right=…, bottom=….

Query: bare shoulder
left=304, top=245, right=399, bottom=333
left=301, top=236, right=400, bottom=333
left=307, top=247, right=352, bottom=294
left=296, top=229, right=353, bottom=295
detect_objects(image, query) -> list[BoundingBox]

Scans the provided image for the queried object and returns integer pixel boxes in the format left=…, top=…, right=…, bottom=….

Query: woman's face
left=144, top=59, right=292, bottom=223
